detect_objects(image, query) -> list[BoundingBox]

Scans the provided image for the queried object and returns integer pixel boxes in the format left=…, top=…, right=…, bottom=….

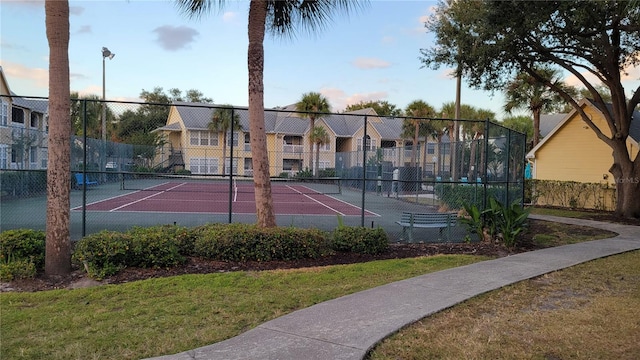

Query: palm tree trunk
left=533, top=108, right=541, bottom=146
left=315, top=141, right=320, bottom=177
left=45, top=0, right=72, bottom=275
left=248, top=0, right=276, bottom=227
left=309, top=117, right=315, bottom=175
left=411, top=121, right=418, bottom=167
left=222, top=131, right=227, bottom=175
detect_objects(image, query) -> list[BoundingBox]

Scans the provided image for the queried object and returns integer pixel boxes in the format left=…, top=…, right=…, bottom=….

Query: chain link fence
left=1, top=97, right=526, bottom=242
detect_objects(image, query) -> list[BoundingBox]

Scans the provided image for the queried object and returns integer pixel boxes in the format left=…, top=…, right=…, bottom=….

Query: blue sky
left=2, top=1, right=638, bottom=120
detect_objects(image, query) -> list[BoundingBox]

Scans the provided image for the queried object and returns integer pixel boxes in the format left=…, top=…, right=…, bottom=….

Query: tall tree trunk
left=532, top=108, right=541, bottom=146
left=315, top=141, right=320, bottom=177
left=309, top=116, right=315, bottom=175
left=411, top=121, right=418, bottom=167
left=222, top=131, right=227, bottom=175
left=248, top=0, right=276, bottom=227
left=45, top=0, right=72, bottom=275
left=609, top=140, right=640, bottom=218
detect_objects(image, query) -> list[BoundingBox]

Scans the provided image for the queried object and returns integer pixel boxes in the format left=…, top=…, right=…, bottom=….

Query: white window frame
left=318, top=160, right=330, bottom=170
left=226, top=132, right=239, bottom=147
left=29, top=146, right=37, bottom=165
left=189, top=158, right=218, bottom=174
left=224, top=157, right=239, bottom=175
left=190, top=131, right=217, bottom=146
left=0, top=100, right=8, bottom=126
left=357, top=137, right=377, bottom=151
left=0, top=144, right=8, bottom=168
left=318, top=142, right=330, bottom=151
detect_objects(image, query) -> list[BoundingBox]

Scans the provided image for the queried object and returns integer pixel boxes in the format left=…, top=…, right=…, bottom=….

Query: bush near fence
left=525, top=179, right=616, bottom=211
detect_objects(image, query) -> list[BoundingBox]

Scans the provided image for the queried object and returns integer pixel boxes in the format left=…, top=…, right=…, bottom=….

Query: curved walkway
left=147, top=215, right=639, bottom=360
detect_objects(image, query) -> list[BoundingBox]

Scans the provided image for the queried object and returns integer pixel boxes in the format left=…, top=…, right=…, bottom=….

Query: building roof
left=539, top=113, right=566, bottom=138
left=527, top=99, right=640, bottom=159
left=167, top=103, right=405, bottom=141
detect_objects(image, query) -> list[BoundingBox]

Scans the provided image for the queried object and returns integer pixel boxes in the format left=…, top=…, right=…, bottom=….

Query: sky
left=1, top=0, right=638, bottom=121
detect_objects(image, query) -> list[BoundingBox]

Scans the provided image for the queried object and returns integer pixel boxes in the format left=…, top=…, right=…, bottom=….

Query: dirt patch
left=1, top=218, right=623, bottom=293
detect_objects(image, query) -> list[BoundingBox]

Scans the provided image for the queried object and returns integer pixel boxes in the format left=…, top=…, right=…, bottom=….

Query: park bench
left=74, top=173, right=98, bottom=188
left=396, top=212, right=457, bottom=242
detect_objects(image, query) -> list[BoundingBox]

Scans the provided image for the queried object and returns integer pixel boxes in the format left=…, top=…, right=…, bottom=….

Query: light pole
left=101, top=47, right=115, bottom=143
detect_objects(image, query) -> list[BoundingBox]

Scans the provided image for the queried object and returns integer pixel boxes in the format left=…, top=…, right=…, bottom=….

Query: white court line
left=71, top=181, right=172, bottom=210
left=295, top=185, right=381, bottom=217
left=285, top=185, right=346, bottom=216
left=109, top=183, right=186, bottom=212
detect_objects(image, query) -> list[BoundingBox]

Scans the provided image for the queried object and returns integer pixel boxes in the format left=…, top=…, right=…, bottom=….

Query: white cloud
left=153, top=25, right=199, bottom=51
left=320, top=87, right=388, bottom=112
left=222, top=11, right=238, bottom=23
left=3, top=61, right=48, bottom=90
left=352, top=57, right=391, bottom=70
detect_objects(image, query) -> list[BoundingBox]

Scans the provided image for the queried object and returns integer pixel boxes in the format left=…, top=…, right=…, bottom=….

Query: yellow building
left=0, top=66, right=49, bottom=170
left=526, top=99, right=639, bottom=184
left=526, top=99, right=639, bottom=210
left=155, top=102, right=425, bottom=177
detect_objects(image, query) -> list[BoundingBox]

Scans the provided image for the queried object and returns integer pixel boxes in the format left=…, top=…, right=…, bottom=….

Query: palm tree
left=296, top=92, right=330, bottom=176
left=310, top=125, right=330, bottom=177
left=177, top=0, right=365, bottom=228
left=403, top=100, right=435, bottom=168
left=45, top=0, right=72, bottom=275
left=209, top=105, right=242, bottom=175
left=504, top=67, right=571, bottom=146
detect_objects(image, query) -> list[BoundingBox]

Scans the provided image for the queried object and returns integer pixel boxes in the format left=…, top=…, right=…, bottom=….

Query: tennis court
left=72, top=176, right=378, bottom=216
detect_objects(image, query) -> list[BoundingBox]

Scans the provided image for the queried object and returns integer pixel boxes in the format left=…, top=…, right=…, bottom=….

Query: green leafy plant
left=0, top=229, right=45, bottom=270
left=73, top=230, right=133, bottom=279
left=194, top=223, right=331, bottom=262
left=485, top=197, right=530, bottom=247
left=332, top=226, right=389, bottom=255
left=458, top=203, right=485, bottom=242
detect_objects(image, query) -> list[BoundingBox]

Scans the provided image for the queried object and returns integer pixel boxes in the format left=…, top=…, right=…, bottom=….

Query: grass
left=1, top=255, right=487, bottom=360
left=368, top=250, right=640, bottom=360
left=0, top=211, right=630, bottom=359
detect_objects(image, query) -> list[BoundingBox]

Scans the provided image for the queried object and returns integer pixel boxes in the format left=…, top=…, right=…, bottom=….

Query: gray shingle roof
left=10, top=92, right=49, bottom=113
left=539, top=114, right=565, bottom=138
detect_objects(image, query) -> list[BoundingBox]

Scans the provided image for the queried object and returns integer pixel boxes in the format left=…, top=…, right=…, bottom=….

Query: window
left=190, top=131, right=217, bottom=146
left=0, top=145, right=7, bottom=168
left=41, top=148, right=48, bottom=168
left=30, top=113, right=40, bottom=128
left=30, top=146, right=37, bottom=164
left=226, top=132, right=239, bottom=147
left=318, top=142, right=330, bottom=151
left=427, top=143, right=435, bottom=155
left=189, top=158, right=218, bottom=174
left=244, top=133, right=251, bottom=151
left=357, top=136, right=377, bottom=151
left=318, top=160, right=330, bottom=170
left=0, top=100, right=8, bottom=126
left=12, top=107, right=24, bottom=124
left=224, top=158, right=238, bottom=175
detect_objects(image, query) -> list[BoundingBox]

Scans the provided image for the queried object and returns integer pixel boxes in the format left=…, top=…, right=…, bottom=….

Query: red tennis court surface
left=73, top=181, right=378, bottom=216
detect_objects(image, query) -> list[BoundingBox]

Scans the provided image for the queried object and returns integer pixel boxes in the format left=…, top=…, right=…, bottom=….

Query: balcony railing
left=283, top=144, right=303, bottom=153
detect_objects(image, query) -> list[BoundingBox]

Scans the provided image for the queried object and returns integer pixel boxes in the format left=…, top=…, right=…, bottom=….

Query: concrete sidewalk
left=147, top=215, right=640, bottom=360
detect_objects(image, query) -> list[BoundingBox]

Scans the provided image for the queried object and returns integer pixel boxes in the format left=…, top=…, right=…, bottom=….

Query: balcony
left=283, top=144, right=304, bottom=153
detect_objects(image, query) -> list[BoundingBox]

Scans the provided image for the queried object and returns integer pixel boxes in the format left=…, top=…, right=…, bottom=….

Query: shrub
left=73, top=231, right=133, bottom=279
left=127, top=226, right=188, bottom=269
left=484, top=197, right=530, bottom=247
left=0, top=229, right=46, bottom=270
left=332, top=226, right=389, bottom=255
left=194, top=223, right=331, bottom=261
left=0, top=258, right=37, bottom=281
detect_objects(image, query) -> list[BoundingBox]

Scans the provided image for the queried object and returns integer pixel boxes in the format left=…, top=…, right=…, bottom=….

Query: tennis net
left=120, top=173, right=342, bottom=195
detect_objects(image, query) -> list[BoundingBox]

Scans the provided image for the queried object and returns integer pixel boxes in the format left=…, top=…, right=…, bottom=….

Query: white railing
left=283, top=144, right=304, bottom=153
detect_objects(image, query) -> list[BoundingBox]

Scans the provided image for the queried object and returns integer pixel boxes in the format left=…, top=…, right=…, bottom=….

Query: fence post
left=228, top=107, right=234, bottom=224
left=82, top=99, right=87, bottom=237
left=361, top=115, right=367, bottom=227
